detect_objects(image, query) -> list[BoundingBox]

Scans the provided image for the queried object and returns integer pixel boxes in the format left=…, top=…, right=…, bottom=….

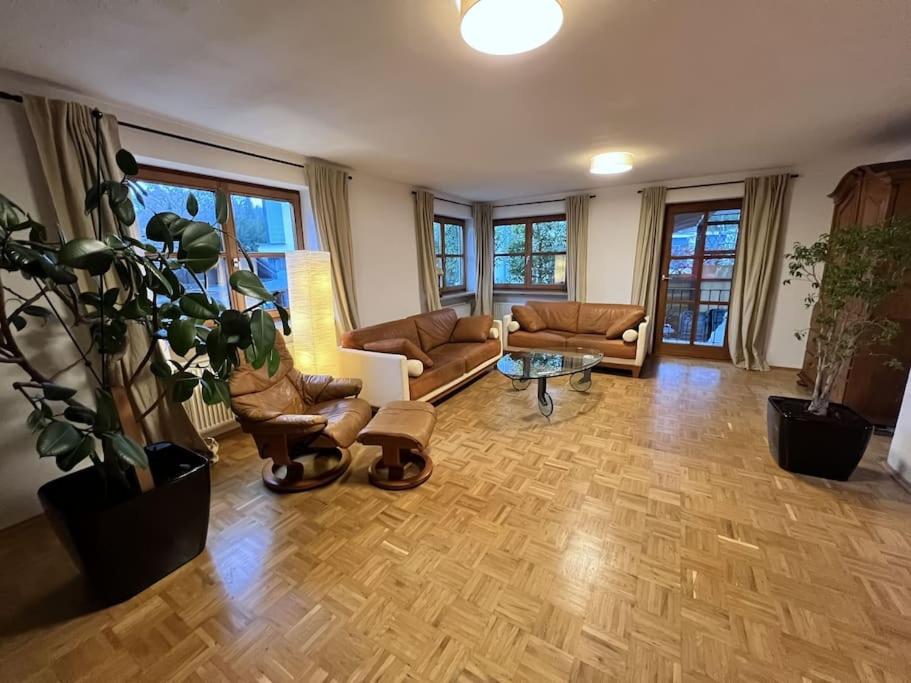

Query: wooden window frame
left=136, top=166, right=304, bottom=318
left=433, top=215, right=467, bottom=294
left=493, top=213, right=568, bottom=291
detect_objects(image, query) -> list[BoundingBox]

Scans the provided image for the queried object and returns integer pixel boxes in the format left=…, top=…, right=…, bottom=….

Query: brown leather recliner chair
left=229, top=336, right=372, bottom=492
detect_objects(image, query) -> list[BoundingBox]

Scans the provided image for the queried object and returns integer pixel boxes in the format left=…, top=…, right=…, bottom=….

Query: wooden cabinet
left=798, top=160, right=911, bottom=428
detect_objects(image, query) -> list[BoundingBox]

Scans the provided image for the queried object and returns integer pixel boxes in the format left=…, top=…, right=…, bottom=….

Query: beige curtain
left=472, top=201, right=493, bottom=315
left=306, top=162, right=360, bottom=331
left=566, top=194, right=590, bottom=301
left=414, top=190, right=441, bottom=312
left=23, top=95, right=209, bottom=453
left=631, top=186, right=667, bottom=351
left=729, top=174, right=792, bottom=370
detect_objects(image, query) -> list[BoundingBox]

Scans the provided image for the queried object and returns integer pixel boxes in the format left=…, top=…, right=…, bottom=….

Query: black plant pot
left=767, top=396, right=873, bottom=481
left=37, top=442, right=211, bottom=605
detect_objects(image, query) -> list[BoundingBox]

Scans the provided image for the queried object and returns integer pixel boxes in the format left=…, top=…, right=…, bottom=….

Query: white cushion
left=489, top=327, right=500, bottom=340
left=622, top=329, right=639, bottom=343
left=506, top=320, right=520, bottom=333
left=406, top=359, right=424, bottom=377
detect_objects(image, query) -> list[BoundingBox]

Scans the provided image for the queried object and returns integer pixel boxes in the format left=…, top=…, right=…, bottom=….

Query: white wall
left=349, top=173, right=421, bottom=325
left=887, top=375, right=911, bottom=489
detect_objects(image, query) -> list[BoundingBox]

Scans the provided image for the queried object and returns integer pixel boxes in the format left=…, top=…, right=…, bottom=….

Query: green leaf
left=110, top=194, right=135, bottom=226
left=84, top=183, right=101, bottom=214
left=27, top=408, right=48, bottom=433
left=186, top=192, right=199, bottom=217
left=58, top=238, right=114, bottom=276
left=200, top=369, right=231, bottom=406
left=93, top=389, right=120, bottom=434
left=206, top=327, right=227, bottom=371
left=267, top=347, right=280, bottom=377
left=145, top=262, right=175, bottom=297
left=229, top=270, right=273, bottom=301
left=116, top=149, right=139, bottom=176
left=105, top=433, right=149, bottom=469
left=63, top=402, right=97, bottom=425
left=215, top=189, right=229, bottom=225
left=145, top=212, right=181, bottom=243
left=179, top=222, right=221, bottom=273
left=218, top=310, right=252, bottom=347
left=170, top=371, right=198, bottom=403
left=22, top=305, right=51, bottom=319
left=249, top=309, right=276, bottom=369
left=41, top=382, right=78, bottom=401
left=150, top=358, right=172, bottom=378
left=179, top=292, right=220, bottom=319
left=275, top=303, right=292, bottom=336
left=37, top=421, right=81, bottom=458
left=58, top=434, right=95, bottom=472
left=92, top=318, right=128, bottom=354
left=10, top=315, right=26, bottom=331
left=167, top=318, right=197, bottom=356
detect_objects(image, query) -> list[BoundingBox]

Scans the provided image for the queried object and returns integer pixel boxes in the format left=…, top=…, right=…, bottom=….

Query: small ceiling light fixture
left=590, top=152, right=634, bottom=175
left=459, top=0, right=564, bottom=56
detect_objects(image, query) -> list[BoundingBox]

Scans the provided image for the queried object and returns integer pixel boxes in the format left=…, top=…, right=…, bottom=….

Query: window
left=132, top=167, right=304, bottom=316
left=433, top=216, right=466, bottom=293
left=493, top=215, right=567, bottom=290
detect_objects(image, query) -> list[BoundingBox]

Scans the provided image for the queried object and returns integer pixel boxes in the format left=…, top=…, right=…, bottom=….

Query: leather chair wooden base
left=261, top=447, right=351, bottom=492
left=367, top=447, right=433, bottom=490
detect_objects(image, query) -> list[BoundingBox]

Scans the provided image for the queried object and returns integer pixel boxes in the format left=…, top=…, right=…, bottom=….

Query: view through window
left=132, top=168, right=303, bottom=315
left=493, top=215, right=567, bottom=289
left=433, top=217, right=466, bottom=292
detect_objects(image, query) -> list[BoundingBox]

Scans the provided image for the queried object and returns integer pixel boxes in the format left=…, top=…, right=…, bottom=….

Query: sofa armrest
left=502, top=314, right=513, bottom=349
left=491, top=319, right=504, bottom=353
left=636, top=316, right=651, bottom=366
left=338, top=347, right=410, bottom=408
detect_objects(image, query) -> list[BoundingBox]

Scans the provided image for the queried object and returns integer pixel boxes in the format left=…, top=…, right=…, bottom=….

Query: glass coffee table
left=496, top=347, right=604, bottom=416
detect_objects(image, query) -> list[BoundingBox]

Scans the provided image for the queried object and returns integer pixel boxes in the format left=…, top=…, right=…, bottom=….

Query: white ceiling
left=2, top=0, right=910, bottom=200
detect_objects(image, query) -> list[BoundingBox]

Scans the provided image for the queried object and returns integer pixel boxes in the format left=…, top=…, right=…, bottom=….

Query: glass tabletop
left=496, top=347, right=604, bottom=380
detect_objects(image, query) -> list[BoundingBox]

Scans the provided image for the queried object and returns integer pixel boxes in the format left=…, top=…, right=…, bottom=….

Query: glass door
left=654, top=200, right=742, bottom=359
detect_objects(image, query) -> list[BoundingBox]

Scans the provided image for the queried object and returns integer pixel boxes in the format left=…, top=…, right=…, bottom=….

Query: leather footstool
left=357, top=401, right=436, bottom=490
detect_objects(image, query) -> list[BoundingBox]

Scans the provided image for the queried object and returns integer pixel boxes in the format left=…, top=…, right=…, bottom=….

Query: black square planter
left=767, top=396, right=873, bottom=481
left=37, top=442, right=211, bottom=605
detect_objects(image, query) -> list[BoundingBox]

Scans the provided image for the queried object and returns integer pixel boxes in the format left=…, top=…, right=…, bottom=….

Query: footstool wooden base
left=358, top=401, right=436, bottom=491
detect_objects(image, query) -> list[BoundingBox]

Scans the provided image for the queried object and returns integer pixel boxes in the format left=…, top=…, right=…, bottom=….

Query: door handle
left=661, top=274, right=670, bottom=281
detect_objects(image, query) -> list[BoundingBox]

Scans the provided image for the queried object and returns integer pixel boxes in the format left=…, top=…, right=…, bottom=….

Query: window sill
left=493, top=290, right=568, bottom=298
left=442, top=291, right=476, bottom=306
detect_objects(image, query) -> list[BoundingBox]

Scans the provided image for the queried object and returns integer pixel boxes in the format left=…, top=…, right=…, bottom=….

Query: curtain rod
left=412, top=191, right=596, bottom=208
left=636, top=174, right=800, bottom=194
left=0, top=90, right=353, bottom=179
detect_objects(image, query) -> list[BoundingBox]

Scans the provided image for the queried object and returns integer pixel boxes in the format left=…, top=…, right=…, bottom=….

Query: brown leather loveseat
left=503, top=301, right=650, bottom=377
left=339, top=308, right=503, bottom=407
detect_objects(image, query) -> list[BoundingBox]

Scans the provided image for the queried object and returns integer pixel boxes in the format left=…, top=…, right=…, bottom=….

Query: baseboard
left=885, top=460, right=911, bottom=494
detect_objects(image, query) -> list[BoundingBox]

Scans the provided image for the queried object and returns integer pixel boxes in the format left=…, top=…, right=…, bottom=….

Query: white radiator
left=184, top=365, right=237, bottom=436
left=494, top=301, right=518, bottom=320
left=446, top=302, right=473, bottom=317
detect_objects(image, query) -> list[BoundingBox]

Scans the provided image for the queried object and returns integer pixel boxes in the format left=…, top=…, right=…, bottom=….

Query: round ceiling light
left=590, top=152, right=634, bottom=175
left=460, top=0, right=564, bottom=56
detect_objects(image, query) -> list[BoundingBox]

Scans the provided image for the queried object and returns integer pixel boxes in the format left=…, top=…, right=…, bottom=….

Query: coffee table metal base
left=512, top=369, right=594, bottom=416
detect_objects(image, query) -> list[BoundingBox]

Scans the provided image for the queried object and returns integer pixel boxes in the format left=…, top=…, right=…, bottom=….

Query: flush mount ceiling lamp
left=459, top=0, right=564, bottom=56
left=590, top=152, right=634, bottom=175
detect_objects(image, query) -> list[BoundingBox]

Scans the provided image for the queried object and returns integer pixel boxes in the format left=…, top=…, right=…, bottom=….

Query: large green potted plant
left=0, top=147, right=291, bottom=603
left=769, top=216, right=911, bottom=480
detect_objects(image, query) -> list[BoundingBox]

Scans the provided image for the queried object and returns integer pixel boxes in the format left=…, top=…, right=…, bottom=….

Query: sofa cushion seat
left=566, top=334, right=637, bottom=360
left=508, top=329, right=571, bottom=349
left=408, top=359, right=464, bottom=398
left=430, top=339, right=501, bottom=370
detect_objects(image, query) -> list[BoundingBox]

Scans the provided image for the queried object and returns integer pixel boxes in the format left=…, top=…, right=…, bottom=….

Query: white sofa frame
left=339, top=320, right=504, bottom=407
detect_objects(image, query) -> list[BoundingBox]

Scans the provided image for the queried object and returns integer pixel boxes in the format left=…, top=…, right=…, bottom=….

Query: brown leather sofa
left=503, top=301, right=650, bottom=377
left=229, top=335, right=372, bottom=491
left=339, top=308, right=503, bottom=406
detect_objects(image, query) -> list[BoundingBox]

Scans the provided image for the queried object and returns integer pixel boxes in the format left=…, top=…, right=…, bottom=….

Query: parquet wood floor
left=1, top=358, right=909, bottom=682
